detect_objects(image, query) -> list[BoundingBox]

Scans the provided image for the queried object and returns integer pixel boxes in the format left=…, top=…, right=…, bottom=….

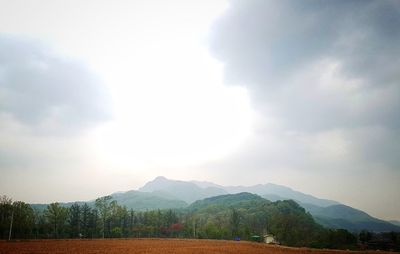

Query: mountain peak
left=139, top=176, right=228, bottom=204
left=139, top=176, right=175, bottom=192
left=154, top=176, right=168, bottom=181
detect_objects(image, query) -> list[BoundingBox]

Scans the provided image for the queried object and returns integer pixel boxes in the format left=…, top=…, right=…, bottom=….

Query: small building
left=251, top=235, right=262, bottom=242
left=264, top=234, right=278, bottom=244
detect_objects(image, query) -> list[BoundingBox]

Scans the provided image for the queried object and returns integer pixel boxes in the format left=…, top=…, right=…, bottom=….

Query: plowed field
left=0, top=239, right=391, bottom=254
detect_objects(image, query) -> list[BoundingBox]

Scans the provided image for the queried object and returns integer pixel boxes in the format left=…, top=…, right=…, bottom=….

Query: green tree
left=95, top=195, right=112, bottom=238
left=128, top=209, right=135, bottom=236
left=33, top=208, right=47, bottom=238
left=88, top=208, right=99, bottom=238
left=359, top=230, right=372, bottom=244
left=80, top=203, right=91, bottom=238
left=230, top=208, right=240, bottom=237
left=0, top=195, right=13, bottom=239
left=45, top=203, right=68, bottom=238
left=11, top=201, right=35, bottom=239
left=68, top=203, right=81, bottom=238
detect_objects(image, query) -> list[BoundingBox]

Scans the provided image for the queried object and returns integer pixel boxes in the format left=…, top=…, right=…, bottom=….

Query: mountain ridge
left=136, top=176, right=400, bottom=232
left=30, top=176, right=400, bottom=233
left=141, top=176, right=339, bottom=207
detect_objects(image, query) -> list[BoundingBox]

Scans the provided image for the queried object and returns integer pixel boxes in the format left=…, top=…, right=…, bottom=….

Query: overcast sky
left=0, top=0, right=399, bottom=221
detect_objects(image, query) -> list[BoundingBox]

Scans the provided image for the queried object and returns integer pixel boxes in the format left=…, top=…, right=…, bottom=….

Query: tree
left=68, top=203, right=81, bottom=238
left=87, top=208, right=99, bottom=238
left=230, top=208, right=240, bottom=237
left=0, top=195, right=13, bottom=239
left=11, top=201, right=35, bottom=239
left=170, top=223, right=183, bottom=238
left=45, top=203, right=68, bottom=238
left=128, top=209, right=135, bottom=236
left=33, top=208, right=47, bottom=239
left=108, top=201, right=128, bottom=238
left=359, top=230, right=372, bottom=244
left=81, top=203, right=91, bottom=238
left=95, top=196, right=112, bottom=238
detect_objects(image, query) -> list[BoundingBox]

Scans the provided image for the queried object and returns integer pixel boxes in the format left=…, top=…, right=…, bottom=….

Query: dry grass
left=0, top=238, right=392, bottom=254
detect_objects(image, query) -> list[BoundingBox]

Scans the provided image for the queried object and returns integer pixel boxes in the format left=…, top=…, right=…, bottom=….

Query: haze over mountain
left=136, top=176, right=399, bottom=232
left=29, top=175, right=400, bottom=233
left=300, top=203, right=400, bottom=232
left=139, top=176, right=228, bottom=204
left=141, top=176, right=338, bottom=207
left=31, top=188, right=189, bottom=212
left=389, top=220, right=400, bottom=227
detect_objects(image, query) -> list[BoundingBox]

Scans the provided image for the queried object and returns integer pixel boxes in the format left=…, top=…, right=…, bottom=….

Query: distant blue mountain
left=191, top=179, right=338, bottom=207
left=299, top=203, right=400, bottom=232
left=223, top=183, right=339, bottom=207
left=389, top=220, right=400, bottom=227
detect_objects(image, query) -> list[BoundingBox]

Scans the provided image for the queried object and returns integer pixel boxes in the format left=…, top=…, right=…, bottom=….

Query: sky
left=0, top=0, right=399, bottom=221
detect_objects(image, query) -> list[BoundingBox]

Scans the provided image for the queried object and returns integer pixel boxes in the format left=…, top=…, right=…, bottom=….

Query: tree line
left=0, top=195, right=184, bottom=239
left=1, top=194, right=399, bottom=251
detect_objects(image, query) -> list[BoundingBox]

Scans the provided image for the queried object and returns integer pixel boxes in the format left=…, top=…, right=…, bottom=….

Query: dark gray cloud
left=206, top=0, right=400, bottom=217
left=0, top=34, right=111, bottom=133
left=209, top=0, right=400, bottom=131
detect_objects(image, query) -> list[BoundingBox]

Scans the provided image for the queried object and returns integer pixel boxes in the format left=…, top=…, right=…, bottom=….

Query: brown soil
left=0, top=238, right=391, bottom=254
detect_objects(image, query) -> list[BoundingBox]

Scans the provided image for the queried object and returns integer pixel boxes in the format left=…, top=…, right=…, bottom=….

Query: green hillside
left=188, top=192, right=266, bottom=211
left=185, top=192, right=347, bottom=247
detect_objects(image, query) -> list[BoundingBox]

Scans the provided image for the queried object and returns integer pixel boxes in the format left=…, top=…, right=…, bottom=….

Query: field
left=0, top=239, right=392, bottom=254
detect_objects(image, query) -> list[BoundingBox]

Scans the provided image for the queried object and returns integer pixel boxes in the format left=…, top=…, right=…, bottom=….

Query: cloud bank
left=210, top=0, right=400, bottom=130
left=207, top=0, right=400, bottom=219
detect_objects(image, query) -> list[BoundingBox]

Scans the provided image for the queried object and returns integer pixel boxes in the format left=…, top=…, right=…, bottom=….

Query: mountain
left=389, top=220, right=400, bottom=227
left=143, top=176, right=337, bottom=207
left=140, top=176, right=399, bottom=233
left=190, top=180, right=338, bottom=207
left=188, top=192, right=267, bottom=211
left=186, top=192, right=332, bottom=247
left=300, top=203, right=400, bottom=232
left=190, top=180, right=224, bottom=189
left=221, top=183, right=339, bottom=207
left=110, top=190, right=187, bottom=210
left=263, top=193, right=287, bottom=202
left=31, top=201, right=88, bottom=211
left=31, top=190, right=187, bottom=211
left=139, top=176, right=228, bottom=203
left=31, top=176, right=400, bottom=233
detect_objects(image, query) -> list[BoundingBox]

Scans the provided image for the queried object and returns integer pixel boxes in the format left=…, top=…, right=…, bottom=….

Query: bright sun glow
left=81, top=1, right=254, bottom=169
left=0, top=0, right=254, bottom=171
